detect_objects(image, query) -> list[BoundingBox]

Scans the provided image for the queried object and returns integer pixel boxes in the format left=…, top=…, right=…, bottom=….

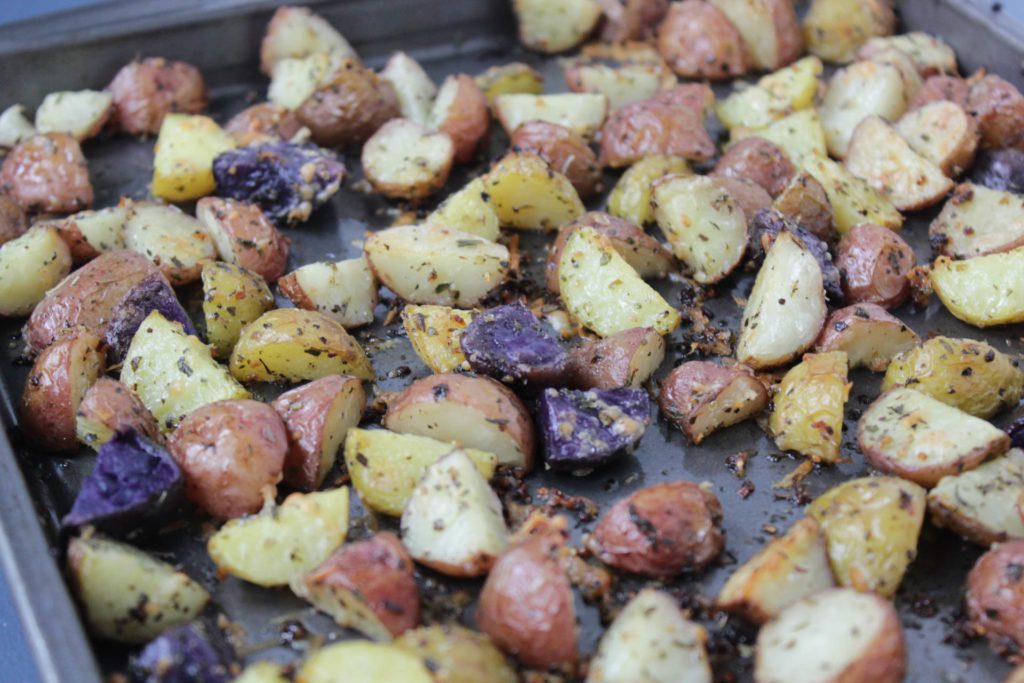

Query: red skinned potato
left=713, top=137, right=795, bottom=197
left=75, top=377, right=162, bottom=450
left=224, top=102, right=305, bottom=146
left=711, top=176, right=773, bottom=219
left=296, top=62, right=400, bottom=149
left=711, top=0, right=803, bottom=71
left=599, top=85, right=715, bottom=167
left=0, top=192, right=26, bottom=246
left=272, top=375, right=365, bottom=491
left=968, top=74, right=1024, bottom=151
left=566, top=326, right=666, bottom=390
left=477, top=514, right=577, bottom=670
left=0, top=133, right=92, bottom=213
left=168, top=399, right=287, bottom=519
left=107, top=58, right=208, bottom=135
left=587, top=481, right=725, bottom=578
left=429, top=74, right=489, bottom=164
left=773, top=171, right=836, bottom=243
left=20, top=327, right=105, bottom=453
left=835, top=223, right=914, bottom=309
left=196, top=198, right=289, bottom=283
left=510, top=121, right=601, bottom=197
left=967, top=540, right=1024, bottom=655
left=657, top=0, right=747, bottom=81
left=909, top=74, right=970, bottom=110
left=659, top=361, right=768, bottom=444
left=599, top=0, right=669, bottom=42
left=814, top=304, right=919, bottom=372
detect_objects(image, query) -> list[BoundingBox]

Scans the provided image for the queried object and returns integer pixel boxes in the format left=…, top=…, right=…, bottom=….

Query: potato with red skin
left=814, top=304, right=918, bottom=372
left=224, top=102, right=305, bottom=146
left=20, top=327, right=105, bottom=453
left=431, top=74, right=490, bottom=164
left=477, top=514, right=577, bottom=670
left=566, top=326, right=666, bottom=390
left=835, top=224, right=915, bottom=309
left=711, top=176, right=773, bottom=219
left=296, top=62, right=400, bottom=148
left=76, top=377, right=163, bottom=449
left=967, top=540, right=1024, bottom=655
left=599, top=0, right=669, bottom=42
left=657, top=0, right=747, bottom=81
left=196, top=198, right=289, bottom=283
left=599, top=85, right=715, bottom=167
left=713, top=137, right=795, bottom=197
left=587, top=481, right=725, bottom=578
left=168, top=399, right=287, bottom=520
left=107, top=58, right=208, bottom=136
left=773, top=171, right=836, bottom=244
left=909, top=74, right=970, bottom=110
left=0, top=134, right=92, bottom=213
left=969, top=74, right=1024, bottom=151
left=510, top=121, right=601, bottom=197
left=0, top=193, right=26, bottom=246
left=659, top=361, right=767, bottom=444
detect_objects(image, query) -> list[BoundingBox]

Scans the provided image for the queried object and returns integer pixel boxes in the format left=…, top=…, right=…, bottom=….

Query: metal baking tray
left=0, top=1, right=1023, bottom=681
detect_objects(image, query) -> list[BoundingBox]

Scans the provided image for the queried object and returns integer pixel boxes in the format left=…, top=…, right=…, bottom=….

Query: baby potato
left=607, top=154, right=691, bottom=225
left=395, top=624, right=517, bottom=683
left=151, top=114, right=236, bottom=202
left=967, top=540, right=1024, bottom=655
left=401, top=304, right=474, bottom=374
left=802, top=156, right=903, bottom=234
left=660, top=360, right=767, bottom=444
left=513, top=0, right=602, bottom=53
left=835, top=223, right=914, bottom=309
left=75, top=378, right=162, bottom=450
left=224, top=102, right=305, bottom=147
left=599, top=0, right=670, bottom=42
left=429, top=74, right=489, bottom=164
left=910, top=74, right=969, bottom=110
left=509, top=121, right=601, bottom=197
left=494, top=92, right=609, bottom=139
left=929, top=449, right=1024, bottom=546
left=802, top=0, right=896, bottom=64
left=107, top=58, right=208, bottom=135
left=259, top=5, right=356, bottom=75
left=734, top=108, right=829, bottom=165
left=197, top=197, right=289, bottom=283
left=564, top=47, right=675, bottom=112
left=49, top=206, right=128, bottom=264
left=296, top=62, right=400, bottom=148
left=716, top=56, right=824, bottom=131
left=168, top=399, right=287, bottom=519
left=769, top=351, right=850, bottom=463
left=0, top=225, right=72, bottom=317
left=423, top=178, right=500, bottom=241
left=35, top=90, right=112, bottom=142
left=896, top=100, right=978, bottom=176
left=0, top=133, right=92, bottom=213
left=124, top=200, right=217, bottom=286
left=362, top=119, right=454, bottom=201
left=709, top=0, right=803, bottom=71
left=860, top=32, right=958, bottom=77
left=773, top=171, right=835, bottom=243
left=200, top=261, right=275, bottom=358
left=930, top=183, right=1024, bottom=259
left=567, top=326, right=666, bottom=390
left=657, top=0, right=747, bottom=81
left=930, top=248, right=1024, bottom=327
left=881, top=336, right=1024, bottom=419
left=807, top=476, right=926, bottom=597
left=475, top=62, right=544, bottom=105
left=480, top=152, right=584, bottom=230
left=712, top=137, right=795, bottom=197
left=599, top=85, right=715, bottom=167
left=814, top=304, right=919, bottom=372
left=380, top=52, right=436, bottom=125
left=268, top=52, right=347, bottom=112
left=969, top=74, right=1024, bottom=151
left=229, top=308, right=374, bottom=383
left=0, top=191, right=26, bottom=246
left=588, top=481, right=724, bottom=578
left=278, top=257, right=377, bottom=329
left=297, top=641, right=431, bottom=683
left=0, top=105, right=35, bottom=149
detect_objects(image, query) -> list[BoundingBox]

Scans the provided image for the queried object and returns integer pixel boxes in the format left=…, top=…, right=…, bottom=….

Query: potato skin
left=599, top=0, right=669, bottom=42
left=296, top=62, right=400, bottom=148
left=197, top=197, right=289, bottom=283
left=0, top=192, right=27, bottom=246
left=713, top=137, right=795, bottom=197
left=599, top=85, right=715, bottom=167
left=969, top=74, right=1024, bottom=151
left=910, top=74, right=970, bottom=111
left=435, top=74, right=490, bottom=164
left=657, top=0, right=747, bottom=81
left=711, top=176, right=773, bottom=219
left=168, top=399, right=287, bottom=519
left=510, top=121, right=601, bottom=197
left=76, top=377, right=163, bottom=448
left=835, top=224, right=914, bottom=309
left=224, top=102, right=305, bottom=146
left=588, top=481, right=724, bottom=578
left=773, top=171, right=836, bottom=244
left=566, top=326, right=665, bottom=390
left=967, top=540, right=1024, bottom=655
left=0, top=133, right=92, bottom=213
left=107, top=58, right=208, bottom=135
left=659, top=361, right=768, bottom=443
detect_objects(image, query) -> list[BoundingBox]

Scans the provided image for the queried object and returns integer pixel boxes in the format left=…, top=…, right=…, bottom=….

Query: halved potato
left=151, top=113, right=236, bottom=202
left=196, top=197, right=288, bottom=283
left=35, top=90, right=112, bottom=141
left=200, top=261, right=275, bottom=358
left=652, top=174, right=747, bottom=284
left=364, top=224, right=509, bottom=306
left=565, top=60, right=674, bottom=112
left=802, top=0, right=896, bottom=64
left=769, top=351, right=850, bottom=462
left=208, top=486, right=349, bottom=587
left=865, top=46, right=923, bottom=104
left=480, top=153, right=584, bottom=230
left=0, top=226, right=71, bottom=317
left=383, top=373, right=534, bottom=470
left=737, top=231, right=827, bottom=369
left=362, top=119, right=454, bottom=201
left=659, top=361, right=768, bottom=444
left=656, top=0, right=747, bottom=82
left=820, top=61, right=908, bottom=158
left=475, top=62, right=544, bottom=105
left=296, top=641, right=432, bottom=683
left=380, top=52, right=436, bottom=125
left=773, top=171, right=835, bottom=242
left=607, top=154, right=691, bottom=225
left=512, top=0, right=602, bottom=53
left=708, top=0, right=802, bottom=71
left=0, top=105, right=35, bottom=149
left=755, top=588, right=906, bottom=683
left=428, top=74, right=490, bottom=164
left=229, top=309, right=374, bottom=383
left=567, top=326, right=666, bottom=390
left=402, top=304, right=474, bottom=374
left=930, top=248, right=1024, bottom=327
left=929, top=449, right=1024, bottom=546
left=732, top=108, right=828, bottom=167
left=423, top=178, right=500, bottom=241
left=394, top=624, right=518, bottom=683
left=814, top=304, right=918, bottom=372
left=259, top=5, right=356, bottom=75
left=508, top=120, right=602, bottom=197
left=278, top=257, right=377, bottom=329
left=75, top=378, right=162, bottom=450
left=493, top=93, right=608, bottom=138
left=558, top=225, right=681, bottom=337
left=807, top=476, right=926, bottom=597
left=896, top=100, right=978, bottom=176
left=860, top=32, right=957, bottom=76
left=344, top=428, right=497, bottom=516
left=401, top=449, right=508, bottom=577
left=50, top=206, right=127, bottom=264
left=845, top=116, right=953, bottom=211
left=267, top=52, right=345, bottom=111
left=123, top=201, right=216, bottom=286
left=599, top=85, right=715, bottom=167
left=801, top=156, right=903, bottom=233
left=930, top=183, right=1024, bottom=258
left=716, top=56, right=823, bottom=131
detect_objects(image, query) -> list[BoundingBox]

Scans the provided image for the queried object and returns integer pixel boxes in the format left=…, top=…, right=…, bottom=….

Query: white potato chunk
left=860, top=32, right=958, bottom=76
left=61, top=206, right=128, bottom=258
left=821, top=60, right=909, bottom=158
left=494, top=93, right=609, bottom=138
left=814, top=304, right=919, bottom=372
left=567, top=62, right=672, bottom=112
left=362, top=119, right=454, bottom=200
left=732, top=109, right=828, bottom=163
left=34, top=90, right=112, bottom=142
left=930, top=248, right=1024, bottom=327
left=587, top=589, right=711, bottom=683
left=401, top=449, right=508, bottom=577
left=736, top=231, right=826, bottom=369
left=0, top=105, right=36, bottom=148
left=423, top=177, right=500, bottom=241
left=930, top=183, right=1024, bottom=258
left=259, top=5, right=356, bottom=74
left=716, top=56, right=823, bottom=131
left=801, top=156, right=903, bottom=233
left=865, top=46, right=922, bottom=104
left=707, top=0, right=786, bottom=70
left=0, top=226, right=71, bottom=317
left=297, top=641, right=433, bottom=683
left=278, top=257, right=377, bottom=329
left=123, top=201, right=216, bottom=286
left=267, top=52, right=345, bottom=110
left=381, top=52, right=437, bottom=125
left=480, top=153, right=584, bottom=230
left=896, top=100, right=978, bottom=176
left=363, top=224, right=509, bottom=307
left=513, top=0, right=602, bottom=54
left=929, top=449, right=1024, bottom=546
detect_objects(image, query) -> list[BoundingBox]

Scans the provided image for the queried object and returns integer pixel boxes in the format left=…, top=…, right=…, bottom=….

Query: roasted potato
left=716, top=56, right=823, bottom=131
left=567, top=326, right=665, bottom=390
left=733, top=108, right=829, bottom=164
left=820, top=61, right=908, bottom=158
left=896, top=100, right=978, bottom=176
left=930, top=183, right=1024, bottom=258
left=224, top=102, right=306, bottom=147
left=910, top=74, right=969, bottom=110
left=656, top=0, right=747, bottom=81
left=607, top=154, right=691, bottom=225
left=659, top=361, right=767, bottom=444
left=0, top=133, right=92, bottom=213
left=123, top=200, right=216, bottom=286
left=200, top=261, right=275, bottom=358
left=708, top=0, right=803, bottom=71
left=259, top=5, right=356, bottom=75
left=513, top=0, right=602, bottom=53
left=364, top=224, right=509, bottom=306
left=930, top=248, right=1024, bottom=327
left=0, top=192, right=26, bottom=247
left=0, top=105, right=36, bottom=149
left=966, top=540, right=1024, bottom=654
left=278, top=257, right=376, bottom=329
left=48, top=206, right=127, bottom=264
left=75, top=378, right=162, bottom=449
left=772, top=171, right=835, bottom=242
left=710, top=176, right=773, bottom=219
left=151, top=113, right=235, bottom=202
left=494, top=92, right=609, bottom=139
left=107, top=58, right=207, bottom=135
left=538, top=387, right=650, bottom=471
left=769, top=351, right=850, bottom=463
left=229, top=308, right=374, bottom=383
left=880, top=336, right=1024, bottom=418
left=459, top=302, right=567, bottom=386
left=384, top=373, right=534, bottom=470
left=0, top=225, right=71, bottom=317
left=807, top=476, right=926, bottom=597
left=475, top=62, right=544, bottom=105
left=509, top=121, right=601, bottom=197
left=297, top=641, right=432, bottom=683
left=801, top=156, right=903, bottom=233
left=564, top=46, right=676, bottom=111
left=598, top=0, right=669, bottom=42
left=480, top=152, right=584, bottom=230
left=860, top=32, right=958, bottom=77
left=929, top=449, right=1024, bottom=546
left=712, top=137, right=795, bottom=197
left=802, top=0, right=896, bottom=64
left=429, top=74, right=489, bottom=163
left=402, top=304, right=474, bottom=374
left=35, top=90, right=112, bottom=142
left=100, top=271, right=191, bottom=358
left=814, top=304, right=918, bottom=372
left=423, top=178, right=500, bottom=241
left=196, top=197, right=288, bottom=283
left=361, top=118, right=453, bottom=200
left=835, top=223, right=914, bottom=309
left=749, top=209, right=843, bottom=301
left=395, top=624, right=518, bottom=683
left=296, top=62, right=400, bottom=148
left=968, top=74, right=1024, bottom=151
left=267, top=52, right=347, bottom=112
left=599, top=85, right=714, bottom=167
left=755, top=588, right=906, bottom=683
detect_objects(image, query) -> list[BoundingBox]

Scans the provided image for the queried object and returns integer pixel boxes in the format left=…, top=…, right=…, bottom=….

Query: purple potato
left=130, top=620, right=235, bottom=683
left=63, top=430, right=183, bottom=537
left=538, top=387, right=651, bottom=471
left=212, top=142, right=346, bottom=226
left=460, top=302, right=568, bottom=385
left=104, top=273, right=195, bottom=363
left=749, top=208, right=843, bottom=302
left=970, top=148, right=1024, bottom=195
left=1009, top=405, right=1024, bottom=450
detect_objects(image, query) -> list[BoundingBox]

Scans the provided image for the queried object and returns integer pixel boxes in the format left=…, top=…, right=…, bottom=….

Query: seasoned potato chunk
left=659, top=361, right=767, bottom=443
left=509, top=121, right=601, bottom=197
left=599, top=86, right=715, bottom=167
left=820, top=61, right=909, bottom=158
left=814, top=304, right=918, bottom=372
left=224, top=102, right=305, bottom=147
left=278, top=257, right=377, bottom=329
left=929, top=449, right=1024, bottom=546
left=0, top=105, right=35, bottom=149
left=196, top=197, right=289, bottom=283
left=835, top=223, right=914, bottom=309
left=107, top=58, right=207, bottom=135
left=429, top=74, right=489, bottom=164
left=656, top=0, right=747, bottom=81
left=769, top=352, right=850, bottom=462
left=966, top=540, right=1024, bottom=655
left=565, top=49, right=675, bottom=111
left=362, top=119, right=454, bottom=201
left=708, top=0, right=803, bottom=71
left=968, top=74, right=1024, bottom=151
left=423, top=178, right=500, bottom=241
left=860, top=32, right=958, bottom=76
left=567, top=326, right=666, bottom=390
left=712, top=137, right=796, bottom=197
left=480, top=153, right=584, bottom=230
left=607, top=154, right=691, bottom=225
left=494, top=93, right=608, bottom=138
left=802, top=0, right=896, bottom=64
left=0, top=133, right=93, bottom=213
left=512, top=0, right=602, bottom=53
left=151, top=114, right=236, bottom=202
left=297, top=642, right=432, bottom=683
left=259, top=5, right=356, bottom=75
left=48, top=206, right=127, bottom=264
left=268, top=52, right=346, bottom=111
left=0, top=226, right=71, bottom=317
left=402, top=304, right=474, bottom=374
left=733, top=108, right=828, bottom=164
left=896, top=100, right=978, bottom=176
left=930, top=183, right=1024, bottom=258
left=716, top=57, right=823, bottom=131
left=380, top=52, right=436, bottom=126
left=35, top=90, right=112, bottom=142
left=200, top=262, right=275, bottom=358
left=123, top=201, right=216, bottom=286
left=930, top=248, right=1024, bottom=327
left=773, top=171, right=835, bottom=242
left=801, top=156, right=903, bottom=233
left=75, top=378, right=162, bottom=450
left=395, top=625, right=518, bottom=683
left=475, top=62, right=544, bottom=105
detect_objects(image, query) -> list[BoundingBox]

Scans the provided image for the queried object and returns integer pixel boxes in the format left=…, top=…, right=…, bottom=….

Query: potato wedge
left=599, top=86, right=715, bottom=167
left=364, top=224, right=509, bottom=306
left=35, top=90, right=112, bottom=142
left=821, top=61, right=908, bottom=158
left=0, top=226, right=71, bottom=317
left=928, top=449, right=1024, bottom=546
left=657, top=0, right=746, bottom=81
left=200, top=261, right=274, bottom=358
left=769, top=351, right=850, bottom=462
left=880, top=336, right=1024, bottom=418
left=802, top=0, right=896, bottom=64
left=860, top=32, right=958, bottom=76
left=383, top=373, right=534, bottom=470
left=558, top=225, right=681, bottom=337
left=930, top=183, right=1024, bottom=258
left=712, top=137, right=795, bottom=198
left=208, top=486, right=349, bottom=587
left=344, top=428, right=497, bottom=516
left=607, top=154, right=691, bottom=225
left=267, top=52, right=346, bottom=111
left=380, top=52, right=436, bottom=126
left=196, top=197, right=288, bottom=283
left=423, top=178, right=500, bottom=241
left=659, top=361, right=768, bottom=444
left=716, top=57, right=824, bottom=131
left=896, top=100, right=978, bottom=176
left=801, top=156, right=903, bottom=233
left=773, top=171, right=835, bottom=242
left=429, top=74, right=489, bottom=163
left=930, top=248, right=1024, bottom=327
left=297, top=641, right=432, bottom=683
left=966, top=540, right=1024, bottom=655
left=475, top=63, right=544, bottom=105
left=733, top=108, right=828, bottom=165
left=567, top=326, right=665, bottom=390
left=480, top=153, right=584, bottom=230
left=50, top=206, right=127, bottom=264
left=229, top=308, right=374, bottom=383
left=494, top=93, right=608, bottom=138
left=75, top=378, right=162, bottom=450
left=512, top=0, right=602, bottom=53
left=708, top=0, right=803, bottom=71
left=124, top=201, right=216, bottom=286
left=225, top=102, right=305, bottom=147
left=814, top=304, right=918, bottom=372
left=395, top=624, right=518, bottom=683
left=717, top=518, right=835, bottom=624
left=845, top=116, right=953, bottom=211
left=755, top=588, right=906, bottom=683
left=401, top=304, right=474, bottom=374
left=68, top=536, right=209, bottom=644
left=362, top=119, right=454, bottom=201
left=652, top=174, right=747, bottom=284
left=295, top=61, right=395, bottom=148
left=865, top=45, right=923, bottom=104
left=278, top=257, right=377, bottom=329
left=509, top=121, right=602, bottom=197
left=259, top=5, right=356, bottom=75
left=587, top=588, right=711, bottom=683
left=598, top=0, right=670, bottom=42
left=151, top=113, right=235, bottom=202
left=968, top=74, right=1024, bottom=151
left=807, top=476, right=926, bottom=597
left=737, top=231, right=827, bottom=369
left=0, top=105, right=36, bottom=149
left=565, top=58, right=675, bottom=111
left=835, top=223, right=914, bottom=309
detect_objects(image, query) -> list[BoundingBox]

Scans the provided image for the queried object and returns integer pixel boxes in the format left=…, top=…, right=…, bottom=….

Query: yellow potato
left=395, top=625, right=517, bottom=683
left=480, top=153, right=584, bottom=230
left=801, top=156, right=903, bottom=234
left=716, top=56, right=823, bottom=131
left=296, top=641, right=433, bottom=683
left=151, top=113, right=235, bottom=202
left=607, top=155, right=691, bottom=226
left=769, top=351, right=850, bottom=463
left=401, top=304, right=474, bottom=374
left=733, top=109, right=828, bottom=164
left=930, top=248, right=1024, bottom=327
left=201, top=262, right=275, bottom=358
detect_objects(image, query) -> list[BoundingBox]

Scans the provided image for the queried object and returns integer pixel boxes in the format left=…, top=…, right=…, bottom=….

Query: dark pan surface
left=0, top=1, right=1022, bottom=681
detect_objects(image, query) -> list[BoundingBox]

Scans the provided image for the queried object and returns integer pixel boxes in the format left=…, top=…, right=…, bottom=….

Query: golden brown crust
left=510, top=121, right=601, bottom=197
left=0, top=134, right=92, bottom=214
left=296, top=61, right=400, bottom=148
left=657, top=0, right=747, bottom=80
left=107, top=58, right=208, bottom=136
left=224, top=102, right=305, bottom=146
